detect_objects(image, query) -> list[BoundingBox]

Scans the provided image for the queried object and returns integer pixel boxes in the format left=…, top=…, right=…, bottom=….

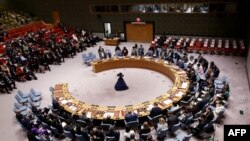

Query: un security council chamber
left=0, top=0, right=249, bottom=141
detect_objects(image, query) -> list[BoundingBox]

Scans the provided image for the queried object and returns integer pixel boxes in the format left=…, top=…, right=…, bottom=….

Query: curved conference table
left=53, top=56, right=190, bottom=120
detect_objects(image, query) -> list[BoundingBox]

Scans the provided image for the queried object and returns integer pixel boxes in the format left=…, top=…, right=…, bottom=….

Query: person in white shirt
left=156, top=117, right=168, bottom=132
left=124, top=126, right=135, bottom=140
left=213, top=101, right=225, bottom=118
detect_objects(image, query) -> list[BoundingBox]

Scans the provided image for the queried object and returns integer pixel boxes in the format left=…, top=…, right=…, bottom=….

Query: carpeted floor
left=0, top=41, right=249, bottom=141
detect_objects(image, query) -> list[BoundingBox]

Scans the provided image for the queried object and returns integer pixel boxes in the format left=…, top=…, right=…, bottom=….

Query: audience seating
left=63, top=130, right=74, bottom=140
left=140, top=132, right=151, bottom=141
left=15, top=94, right=28, bottom=104
left=147, top=114, right=163, bottom=126
left=101, top=121, right=115, bottom=132
left=177, top=133, right=193, bottom=141
left=30, top=88, right=42, bottom=97
left=17, top=90, right=29, bottom=99
left=157, top=127, right=169, bottom=140
left=169, top=122, right=181, bottom=136
left=124, top=119, right=139, bottom=130
left=75, top=133, right=86, bottom=141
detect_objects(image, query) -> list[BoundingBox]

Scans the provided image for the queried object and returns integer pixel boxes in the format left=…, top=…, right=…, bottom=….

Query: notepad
left=181, top=82, right=188, bottom=89
left=176, top=92, right=183, bottom=97
left=163, top=99, right=172, bottom=105
left=86, top=112, right=92, bottom=118
left=69, top=106, right=77, bottom=111
left=146, top=105, right=154, bottom=111
left=60, top=100, right=68, bottom=105
left=134, top=110, right=138, bottom=114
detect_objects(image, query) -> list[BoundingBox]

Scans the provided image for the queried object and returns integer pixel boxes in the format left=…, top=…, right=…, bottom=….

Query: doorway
left=52, top=11, right=60, bottom=24
left=104, top=23, right=111, bottom=38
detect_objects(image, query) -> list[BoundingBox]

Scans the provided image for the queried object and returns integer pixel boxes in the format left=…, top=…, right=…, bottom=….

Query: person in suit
left=149, top=102, right=162, bottom=118
left=106, top=125, right=120, bottom=141
left=138, top=45, right=144, bottom=57
left=90, top=127, right=105, bottom=141
left=103, top=115, right=115, bottom=125
left=115, top=45, right=121, bottom=52
left=189, top=116, right=207, bottom=135
left=79, top=112, right=92, bottom=126
left=202, top=107, right=214, bottom=123
left=125, top=111, right=138, bottom=122
left=122, top=47, right=128, bottom=56
left=167, top=113, right=179, bottom=129
left=98, top=46, right=106, bottom=59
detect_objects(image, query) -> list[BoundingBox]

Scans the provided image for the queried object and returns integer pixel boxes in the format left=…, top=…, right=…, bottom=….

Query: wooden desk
left=103, top=38, right=119, bottom=46
left=53, top=57, right=189, bottom=120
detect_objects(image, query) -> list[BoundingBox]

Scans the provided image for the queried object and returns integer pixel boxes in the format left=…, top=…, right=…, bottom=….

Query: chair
left=124, top=119, right=139, bottom=130
left=180, top=96, right=194, bottom=106
left=169, top=122, right=181, bottom=136
left=29, top=92, right=42, bottom=101
left=140, top=133, right=150, bottom=141
left=177, top=133, right=193, bottom=141
left=17, top=90, right=29, bottom=98
left=14, top=102, right=28, bottom=111
left=82, top=53, right=87, bottom=62
left=101, top=121, right=114, bottom=132
left=115, top=50, right=122, bottom=57
left=147, top=114, right=163, bottom=126
left=157, top=127, right=168, bottom=140
left=106, top=135, right=116, bottom=141
left=75, top=133, right=85, bottom=141
left=214, top=110, right=225, bottom=124
left=15, top=94, right=28, bottom=104
left=30, top=88, right=42, bottom=97
left=64, top=130, right=74, bottom=141
left=50, top=126, right=62, bottom=138
left=49, top=87, right=54, bottom=94
left=167, top=106, right=181, bottom=114
left=76, top=120, right=88, bottom=128
left=194, top=110, right=202, bottom=118
left=180, top=115, right=193, bottom=128
left=41, top=122, right=50, bottom=129
left=201, top=120, right=215, bottom=134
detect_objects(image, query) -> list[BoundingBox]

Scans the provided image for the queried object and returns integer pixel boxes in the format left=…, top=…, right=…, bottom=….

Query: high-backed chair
left=157, top=127, right=168, bottom=140
left=140, top=133, right=150, bottom=141
left=63, top=130, right=74, bottom=141
left=169, top=122, right=181, bottom=136
left=180, top=96, right=194, bottom=106
left=30, top=88, right=42, bottom=97
left=75, top=133, right=86, bottom=141
left=49, top=87, right=54, bottom=95
left=124, top=119, right=139, bottom=130
left=177, top=133, right=193, bottom=141
left=147, top=114, right=163, bottom=127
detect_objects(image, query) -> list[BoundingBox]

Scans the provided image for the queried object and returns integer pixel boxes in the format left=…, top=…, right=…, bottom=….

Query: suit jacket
left=125, top=113, right=138, bottom=122
left=149, top=107, right=162, bottom=118
left=167, top=115, right=178, bottom=129
left=102, top=118, right=115, bottom=125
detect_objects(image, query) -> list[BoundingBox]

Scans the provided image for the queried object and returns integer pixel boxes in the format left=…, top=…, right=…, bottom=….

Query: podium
left=103, top=38, right=119, bottom=46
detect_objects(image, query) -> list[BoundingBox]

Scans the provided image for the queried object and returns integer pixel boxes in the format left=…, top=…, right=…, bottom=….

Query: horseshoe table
left=53, top=57, right=190, bottom=120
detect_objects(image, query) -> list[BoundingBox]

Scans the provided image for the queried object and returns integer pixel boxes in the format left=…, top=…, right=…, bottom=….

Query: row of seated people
left=151, top=35, right=246, bottom=55
left=123, top=50, right=228, bottom=140
left=0, top=10, right=36, bottom=31
left=0, top=25, right=99, bottom=93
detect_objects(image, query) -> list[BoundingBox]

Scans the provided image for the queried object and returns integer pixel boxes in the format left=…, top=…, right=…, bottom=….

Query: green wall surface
left=8, top=0, right=248, bottom=38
